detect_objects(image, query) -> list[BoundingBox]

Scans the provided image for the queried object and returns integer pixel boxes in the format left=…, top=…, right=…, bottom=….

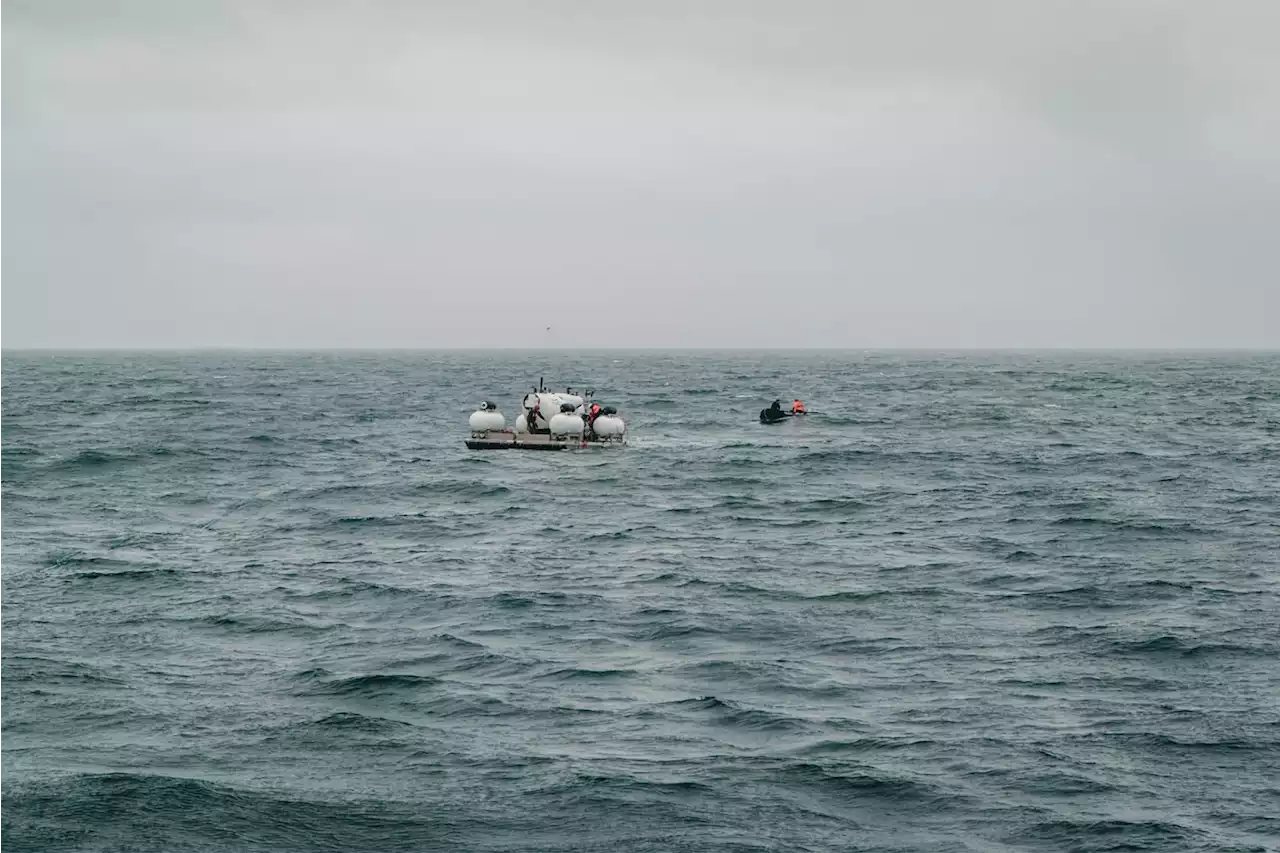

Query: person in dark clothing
left=527, top=401, right=546, bottom=433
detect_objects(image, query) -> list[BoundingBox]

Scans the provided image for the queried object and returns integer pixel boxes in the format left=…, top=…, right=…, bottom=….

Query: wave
left=815, top=636, right=914, bottom=654
left=1114, top=635, right=1271, bottom=658
left=634, top=622, right=722, bottom=641
left=662, top=695, right=735, bottom=712
left=1, top=445, right=42, bottom=459
left=416, top=650, right=529, bottom=678
left=807, top=587, right=942, bottom=603
left=420, top=694, right=522, bottom=719
left=1101, top=732, right=1270, bottom=751
left=637, top=396, right=680, bottom=407
left=677, top=578, right=775, bottom=597
left=325, top=515, right=467, bottom=536
left=1066, top=674, right=1176, bottom=692
left=1200, top=811, right=1280, bottom=838
left=792, top=737, right=940, bottom=755
left=1027, top=624, right=1111, bottom=647
left=713, top=495, right=766, bottom=509
left=711, top=457, right=769, bottom=471
left=1015, top=817, right=1205, bottom=848
left=107, top=531, right=182, bottom=550
left=41, top=552, right=178, bottom=581
left=534, top=771, right=715, bottom=800
left=74, top=567, right=179, bottom=581
left=2, top=655, right=125, bottom=686
left=307, top=711, right=416, bottom=732
left=997, top=585, right=1127, bottom=610
left=979, top=767, right=1120, bottom=796
left=316, top=436, right=359, bottom=447
left=284, top=578, right=447, bottom=604
left=50, top=449, right=125, bottom=469
left=1049, top=515, right=1214, bottom=535
left=538, top=666, right=638, bottom=681
left=788, top=497, right=871, bottom=514
left=1129, top=579, right=1195, bottom=593
left=255, top=711, right=421, bottom=743
left=583, top=525, right=663, bottom=541
left=774, top=761, right=946, bottom=803
left=297, top=672, right=442, bottom=698
left=698, top=474, right=768, bottom=487
left=120, top=394, right=173, bottom=406
left=0, top=772, right=443, bottom=851
left=193, top=614, right=335, bottom=636
left=728, top=514, right=823, bottom=529
left=410, top=481, right=512, bottom=499
left=302, top=481, right=373, bottom=502
left=795, top=448, right=883, bottom=464
left=677, top=659, right=849, bottom=699
left=631, top=572, right=684, bottom=585
left=290, top=667, right=335, bottom=683
left=483, top=590, right=605, bottom=609
left=46, top=553, right=135, bottom=570
left=650, top=696, right=808, bottom=732
left=429, top=632, right=486, bottom=650
left=46, top=445, right=197, bottom=471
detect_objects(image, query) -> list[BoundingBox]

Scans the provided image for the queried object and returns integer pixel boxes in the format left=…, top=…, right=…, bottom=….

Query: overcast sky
left=4, top=0, right=1278, bottom=348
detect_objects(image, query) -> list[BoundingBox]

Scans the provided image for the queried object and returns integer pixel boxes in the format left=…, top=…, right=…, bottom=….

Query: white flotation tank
left=591, top=415, right=626, bottom=437
left=468, top=403, right=505, bottom=433
left=514, top=413, right=529, bottom=433
left=549, top=412, right=585, bottom=437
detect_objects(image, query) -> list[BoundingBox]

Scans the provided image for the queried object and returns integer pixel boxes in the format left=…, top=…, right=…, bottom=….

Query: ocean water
left=2, top=350, right=1278, bottom=853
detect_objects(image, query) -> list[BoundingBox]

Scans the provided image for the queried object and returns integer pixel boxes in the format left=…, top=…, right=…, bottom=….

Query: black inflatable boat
left=760, top=408, right=806, bottom=424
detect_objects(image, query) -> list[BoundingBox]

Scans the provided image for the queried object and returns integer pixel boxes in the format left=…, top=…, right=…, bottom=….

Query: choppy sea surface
left=3, top=351, right=1279, bottom=853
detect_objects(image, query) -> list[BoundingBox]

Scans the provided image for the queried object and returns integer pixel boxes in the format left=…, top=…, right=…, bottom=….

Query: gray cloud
left=4, top=0, right=1277, bottom=348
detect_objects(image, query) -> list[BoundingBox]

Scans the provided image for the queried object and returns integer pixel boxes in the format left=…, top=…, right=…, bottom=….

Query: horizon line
left=3, top=346, right=1278, bottom=354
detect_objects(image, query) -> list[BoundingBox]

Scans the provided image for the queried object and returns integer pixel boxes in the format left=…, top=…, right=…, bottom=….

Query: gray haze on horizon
left=4, top=0, right=1278, bottom=349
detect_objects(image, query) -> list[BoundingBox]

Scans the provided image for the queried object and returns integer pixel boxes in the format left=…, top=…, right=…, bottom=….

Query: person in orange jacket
left=791, top=399, right=806, bottom=414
